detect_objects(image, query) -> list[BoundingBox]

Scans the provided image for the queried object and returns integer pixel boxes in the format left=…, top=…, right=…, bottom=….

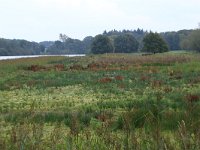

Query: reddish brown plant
left=186, top=94, right=200, bottom=103
left=99, top=77, right=112, bottom=83
left=54, top=64, right=64, bottom=71
left=69, top=64, right=84, bottom=70
left=115, top=75, right=124, bottom=81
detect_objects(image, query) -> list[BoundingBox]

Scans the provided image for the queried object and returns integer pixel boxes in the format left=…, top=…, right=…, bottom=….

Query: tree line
left=41, top=28, right=200, bottom=54
left=45, top=34, right=93, bottom=55
left=92, top=29, right=200, bottom=54
left=0, top=28, right=200, bottom=55
left=0, top=39, right=45, bottom=56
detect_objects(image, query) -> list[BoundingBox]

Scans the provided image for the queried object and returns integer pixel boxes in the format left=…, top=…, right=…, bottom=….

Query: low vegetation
left=0, top=52, right=200, bottom=149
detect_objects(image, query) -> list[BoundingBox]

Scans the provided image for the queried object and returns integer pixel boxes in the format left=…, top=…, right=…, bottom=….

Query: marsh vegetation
left=0, top=52, right=200, bottom=149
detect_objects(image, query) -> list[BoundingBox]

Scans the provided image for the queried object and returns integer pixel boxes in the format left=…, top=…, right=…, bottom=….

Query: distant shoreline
left=0, top=54, right=85, bottom=60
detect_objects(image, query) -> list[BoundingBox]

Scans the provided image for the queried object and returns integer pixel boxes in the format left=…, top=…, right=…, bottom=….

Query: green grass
left=0, top=53, right=200, bottom=149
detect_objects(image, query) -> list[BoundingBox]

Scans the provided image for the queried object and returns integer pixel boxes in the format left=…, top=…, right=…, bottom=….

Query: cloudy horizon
left=0, top=0, right=199, bottom=42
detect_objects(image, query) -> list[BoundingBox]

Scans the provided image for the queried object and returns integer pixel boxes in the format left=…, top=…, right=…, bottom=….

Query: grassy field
left=0, top=53, right=200, bottom=149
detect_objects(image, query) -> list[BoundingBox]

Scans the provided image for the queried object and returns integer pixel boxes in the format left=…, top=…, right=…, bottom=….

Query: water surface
left=0, top=54, right=85, bottom=60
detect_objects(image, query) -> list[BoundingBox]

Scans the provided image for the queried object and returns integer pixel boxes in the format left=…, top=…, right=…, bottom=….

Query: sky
left=0, top=0, right=199, bottom=42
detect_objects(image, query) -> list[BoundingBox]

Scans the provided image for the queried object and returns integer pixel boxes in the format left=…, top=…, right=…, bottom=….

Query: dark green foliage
left=142, top=32, right=169, bottom=53
left=105, top=29, right=194, bottom=51
left=91, top=35, right=114, bottom=54
left=82, top=36, right=94, bottom=53
left=90, top=32, right=139, bottom=54
left=161, top=32, right=180, bottom=50
left=0, top=38, right=45, bottom=56
left=161, top=30, right=193, bottom=50
left=42, top=36, right=94, bottom=54
left=45, top=35, right=94, bottom=54
left=103, top=28, right=146, bottom=40
left=78, top=111, right=92, bottom=126
left=47, top=38, right=85, bottom=54
left=104, top=29, right=147, bottom=51
left=178, top=30, right=194, bottom=50
left=114, top=34, right=139, bottom=53
left=0, top=29, right=196, bottom=56
left=189, top=29, right=200, bottom=52
left=54, top=40, right=64, bottom=50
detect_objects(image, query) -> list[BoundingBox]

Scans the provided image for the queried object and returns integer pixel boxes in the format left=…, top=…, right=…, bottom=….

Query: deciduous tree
left=114, top=34, right=139, bottom=53
left=189, top=29, right=200, bottom=52
left=142, top=32, right=168, bottom=53
left=91, top=35, right=113, bottom=54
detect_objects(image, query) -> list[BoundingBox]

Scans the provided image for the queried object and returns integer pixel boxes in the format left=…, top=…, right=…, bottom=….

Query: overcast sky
left=0, top=0, right=199, bottom=42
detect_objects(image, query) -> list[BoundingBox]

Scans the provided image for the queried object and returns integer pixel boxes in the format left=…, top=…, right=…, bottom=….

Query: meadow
left=0, top=52, right=200, bottom=149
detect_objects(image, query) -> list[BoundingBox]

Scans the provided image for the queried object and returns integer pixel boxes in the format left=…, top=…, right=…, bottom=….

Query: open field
left=1, top=53, right=200, bottom=149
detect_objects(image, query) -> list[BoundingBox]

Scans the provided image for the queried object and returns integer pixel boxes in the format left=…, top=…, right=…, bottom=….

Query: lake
left=0, top=54, right=85, bottom=60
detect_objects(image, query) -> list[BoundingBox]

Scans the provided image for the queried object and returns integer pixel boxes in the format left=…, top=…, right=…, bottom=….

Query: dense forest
left=0, top=39, right=45, bottom=56
left=0, top=29, right=198, bottom=55
left=102, top=29, right=194, bottom=51
left=45, top=35, right=93, bottom=55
